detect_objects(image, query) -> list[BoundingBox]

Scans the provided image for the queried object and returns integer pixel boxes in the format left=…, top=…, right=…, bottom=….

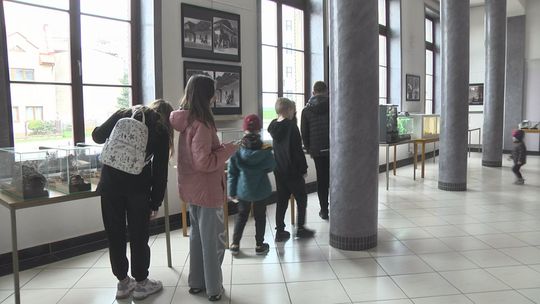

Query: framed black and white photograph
left=184, top=61, right=242, bottom=115
left=181, top=3, right=241, bottom=62
left=406, top=74, right=421, bottom=101
left=468, top=83, right=484, bottom=105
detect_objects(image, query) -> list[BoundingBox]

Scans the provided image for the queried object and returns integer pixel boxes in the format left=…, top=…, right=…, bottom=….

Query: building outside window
left=2, top=0, right=137, bottom=148
left=261, top=0, right=306, bottom=140
left=12, top=106, right=19, bottom=123
left=379, top=0, right=388, bottom=105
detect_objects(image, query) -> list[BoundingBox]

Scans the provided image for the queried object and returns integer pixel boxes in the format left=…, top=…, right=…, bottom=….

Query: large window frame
left=0, top=0, right=141, bottom=146
left=379, top=0, right=389, bottom=105
left=425, top=16, right=435, bottom=114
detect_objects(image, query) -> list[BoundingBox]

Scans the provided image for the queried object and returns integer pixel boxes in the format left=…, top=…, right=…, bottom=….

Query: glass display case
left=46, top=146, right=98, bottom=194
left=397, top=115, right=414, bottom=137
left=379, top=105, right=399, bottom=143
left=410, top=114, right=440, bottom=139
left=0, top=147, right=53, bottom=199
left=217, top=128, right=244, bottom=143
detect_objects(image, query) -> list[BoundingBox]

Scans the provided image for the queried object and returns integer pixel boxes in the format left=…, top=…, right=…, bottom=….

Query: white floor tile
left=58, top=288, right=116, bottom=304
left=23, top=268, right=87, bottom=289
left=499, top=247, right=540, bottom=264
left=439, top=269, right=510, bottom=293
left=486, top=266, right=540, bottom=289
left=512, top=232, right=540, bottom=246
left=112, top=286, right=176, bottom=304
left=422, top=225, right=468, bottom=238
left=438, top=236, right=491, bottom=251
left=376, top=255, right=433, bottom=275
left=357, top=300, right=413, bottom=304
left=461, top=249, right=521, bottom=267
left=73, top=268, right=118, bottom=289
left=46, top=251, right=105, bottom=269
left=419, top=252, right=478, bottom=271
left=465, top=290, right=535, bottom=304
left=1, top=288, right=68, bottom=304
left=231, top=248, right=281, bottom=264
left=319, top=245, right=371, bottom=260
left=401, top=239, right=453, bottom=254
left=171, top=285, right=231, bottom=304
left=231, top=264, right=284, bottom=284
left=282, top=261, right=336, bottom=282
left=411, top=294, right=473, bottom=304
left=392, top=273, right=460, bottom=298
left=386, top=228, right=433, bottom=240
left=277, top=245, right=325, bottom=263
left=329, top=258, right=386, bottom=278
left=368, top=241, right=413, bottom=257
left=0, top=269, right=42, bottom=290
left=230, top=283, right=290, bottom=304
left=287, top=280, right=350, bottom=304
left=341, top=276, right=406, bottom=302
left=0, top=291, right=11, bottom=303
left=475, top=234, right=529, bottom=248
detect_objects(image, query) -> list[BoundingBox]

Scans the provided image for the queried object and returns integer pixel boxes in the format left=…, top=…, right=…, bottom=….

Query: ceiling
left=470, top=0, right=526, bottom=17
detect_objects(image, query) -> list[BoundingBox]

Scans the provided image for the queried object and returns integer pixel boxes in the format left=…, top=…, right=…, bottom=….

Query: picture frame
left=181, top=3, right=241, bottom=62
left=184, top=61, right=242, bottom=115
left=468, top=83, right=484, bottom=105
left=406, top=74, right=421, bottom=101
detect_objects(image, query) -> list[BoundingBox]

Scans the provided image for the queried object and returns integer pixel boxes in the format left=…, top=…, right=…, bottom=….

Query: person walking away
left=510, top=129, right=527, bottom=185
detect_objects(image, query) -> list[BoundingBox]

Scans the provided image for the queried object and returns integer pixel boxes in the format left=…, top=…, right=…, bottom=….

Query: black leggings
left=101, top=191, right=151, bottom=282
left=512, top=164, right=523, bottom=179
left=232, top=200, right=267, bottom=246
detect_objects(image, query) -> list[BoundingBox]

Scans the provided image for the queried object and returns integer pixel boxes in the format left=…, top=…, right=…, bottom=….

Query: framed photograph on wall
left=468, top=83, right=484, bottom=105
left=181, top=3, right=241, bottom=62
left=184, top=61, right=242, bottom=115
left=406, top=74, right=421, bottom=101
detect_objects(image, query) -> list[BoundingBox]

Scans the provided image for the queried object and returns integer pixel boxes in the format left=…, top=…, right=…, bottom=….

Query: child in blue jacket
left=228, top=114, right=276, bottom=255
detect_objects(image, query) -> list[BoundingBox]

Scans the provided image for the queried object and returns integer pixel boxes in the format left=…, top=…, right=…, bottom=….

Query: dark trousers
left=101, top=191, right=151, bottom=282
left=512, top=164, right=523, bottom=179
left=313, top=156, right=329, bottom=213
left=275, top=174, right=307, bottom=231
left=232, top=200, right=267, bottom=246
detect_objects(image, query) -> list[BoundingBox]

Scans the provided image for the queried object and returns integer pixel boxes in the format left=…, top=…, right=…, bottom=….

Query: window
left=1, top=0, right=138, bottom=148
left=12, top=106, right=19, bottom=123
left=261, top=0, right=306, bottom=139
left=378, top=0, right=388, bottom=105
left=425, top=17, right=435, bottom=114
left=10, top=68, right=35, bottom=81
left=25, top=106, right=43, bottom=121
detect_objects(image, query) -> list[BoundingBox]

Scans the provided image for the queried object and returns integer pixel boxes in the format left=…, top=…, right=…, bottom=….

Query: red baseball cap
left=243, top=114, right=262, bottom=132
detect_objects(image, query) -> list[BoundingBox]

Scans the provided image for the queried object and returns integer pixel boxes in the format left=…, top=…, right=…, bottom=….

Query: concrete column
left=482, top=0, right=507, bottom=167
left=503, top=16, right=525, bottom=151
left=438, top=0, right=470, bottom=191
left=329, top=0, right=378, bottom=250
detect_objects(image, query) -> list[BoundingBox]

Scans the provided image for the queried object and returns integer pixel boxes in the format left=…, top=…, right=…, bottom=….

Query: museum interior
left=0, top=0, right=540, bottom=303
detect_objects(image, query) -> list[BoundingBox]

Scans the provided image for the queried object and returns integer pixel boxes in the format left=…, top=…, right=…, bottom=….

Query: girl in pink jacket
left=170, top=75, right=237, bottom=301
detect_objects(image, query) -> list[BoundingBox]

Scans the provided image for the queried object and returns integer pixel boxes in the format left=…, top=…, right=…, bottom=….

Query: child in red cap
left=510, top=129, right=527, bottom=185
left=228, top=114, right=276, bottom=256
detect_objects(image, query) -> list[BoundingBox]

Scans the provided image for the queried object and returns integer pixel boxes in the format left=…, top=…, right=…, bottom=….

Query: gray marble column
left=438, top=0, right=470, bottom=191
left=482, top=0, right=507, bottom=167
left=329, top=0, right=378, bottom=250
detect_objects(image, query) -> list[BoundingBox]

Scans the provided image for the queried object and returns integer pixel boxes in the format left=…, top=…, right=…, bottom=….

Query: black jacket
left=511, top=141, right=527, bottom=165
left=92, top=108, right=170, bottom=210
left=268, top=118, right=308, bottom=178
left=301, top=95, right=329, bottom=157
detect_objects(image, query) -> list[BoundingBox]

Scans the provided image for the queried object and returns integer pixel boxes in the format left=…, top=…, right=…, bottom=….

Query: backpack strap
left=131, top=107, right=146, bottom=124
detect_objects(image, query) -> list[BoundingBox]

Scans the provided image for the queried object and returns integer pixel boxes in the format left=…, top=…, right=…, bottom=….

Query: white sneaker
left=132, top=278, right=163, bottom=300
left=116, top=277, right=136, bottom=299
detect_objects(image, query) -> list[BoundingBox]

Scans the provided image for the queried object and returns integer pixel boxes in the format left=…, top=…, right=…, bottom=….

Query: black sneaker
left=296, top=227, right=315, bottom=238
left=255, top=243, right=270, bottom=255
left=319, top=210, right=329, bottom=220
left=230, top=244, right=240, bottom=256
left=274, top=230, right=291, bottom=242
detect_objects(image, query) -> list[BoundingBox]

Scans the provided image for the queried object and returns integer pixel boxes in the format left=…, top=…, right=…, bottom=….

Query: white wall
left=469, top=6, right=485, bottom=146
left=401, top=0, right=426, bottom=114
left=524, top=0, right=540, bottom=151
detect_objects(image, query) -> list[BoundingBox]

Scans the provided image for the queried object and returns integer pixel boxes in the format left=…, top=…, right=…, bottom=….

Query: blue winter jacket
left=228, top=146, right=276, bottom=202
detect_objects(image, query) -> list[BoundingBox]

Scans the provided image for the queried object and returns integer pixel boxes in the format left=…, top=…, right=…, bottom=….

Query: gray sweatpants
left=188, top=204, right=226, bottom=296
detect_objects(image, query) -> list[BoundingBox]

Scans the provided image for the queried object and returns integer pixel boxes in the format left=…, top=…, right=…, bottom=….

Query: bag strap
left=131, top=107, right=146, bottom=124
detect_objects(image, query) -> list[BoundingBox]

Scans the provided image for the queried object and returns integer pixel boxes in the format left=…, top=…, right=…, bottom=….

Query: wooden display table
left=522, top=129, right=540, bottom=134
left=413, top=137, right=440, bottom=180
left=0, top=185, right=173, bottom=304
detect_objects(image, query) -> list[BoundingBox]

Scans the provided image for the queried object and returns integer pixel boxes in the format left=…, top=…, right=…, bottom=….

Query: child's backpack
left=100, top=107, right=149, bottom=175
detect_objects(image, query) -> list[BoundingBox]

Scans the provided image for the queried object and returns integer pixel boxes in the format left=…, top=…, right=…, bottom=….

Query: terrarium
left=410, top=114, right=440, bottom=139
left=46, top=146, right=96, bottom=194
left=0, top=147, right=53, bottom=199
left=397, top=115, right=414, bottom=137
left=379, top=105, right=399, bottom=143
left=217, top=129, right=244, bottom=143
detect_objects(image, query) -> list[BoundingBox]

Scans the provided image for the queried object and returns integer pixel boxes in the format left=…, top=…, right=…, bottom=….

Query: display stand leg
left=181, top=200, right=188, bottom=237
left=11, top=209, right=20, bottom=304
left=163, top=188, right=172, bottom=268
left=393, top=145, right=397, bottom=176
left=386, top=145, right=389, bottom=190
left=413, top=143, right=418, bottom=180
left=224, top=172, right=229, bottom=249
left=433, top=143, right=436, bottom=163
left=290, top=195, right=295, bottom=226
left=421, top=143, right=426, bottom=178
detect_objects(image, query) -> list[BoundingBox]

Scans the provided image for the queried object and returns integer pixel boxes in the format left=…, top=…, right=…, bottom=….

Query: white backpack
left=100, top=108, right=149, bottom=175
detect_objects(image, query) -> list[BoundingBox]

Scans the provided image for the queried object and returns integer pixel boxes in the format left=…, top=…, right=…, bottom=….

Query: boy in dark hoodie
left=268, top=98, right=315, bottom=241
left=301, top=81, right=330, bottom=220
left=510, top=129, right=527, bottom=185
left=228, top=114, right=276, bottom=256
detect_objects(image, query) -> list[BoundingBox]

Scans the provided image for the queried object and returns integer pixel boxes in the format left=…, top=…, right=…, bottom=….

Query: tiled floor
left=1, top=153, right=539, bottom=303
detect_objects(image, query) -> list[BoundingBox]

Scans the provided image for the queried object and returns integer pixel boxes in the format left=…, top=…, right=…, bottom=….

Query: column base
left=482, top=160, right=502, bottom=167
left=329, top=233, right=377, bottom=251
left=438, top=181, right=467, bottom=191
